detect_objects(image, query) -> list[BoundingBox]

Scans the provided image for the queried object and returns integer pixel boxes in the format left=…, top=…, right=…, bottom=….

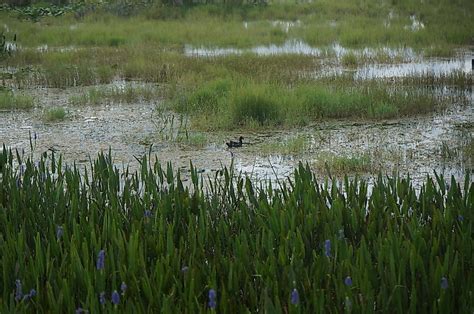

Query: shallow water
left=185, top=40, right=473, bottom=80
left=1, top=83, right=472, bottom=189
left=184, top=40, right=419, bottom=61
left=354, top=55, right=473, bottom=79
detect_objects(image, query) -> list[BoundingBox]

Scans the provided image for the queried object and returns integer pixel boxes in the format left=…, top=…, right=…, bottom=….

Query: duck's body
left=226, top=136, right=244, bottom=148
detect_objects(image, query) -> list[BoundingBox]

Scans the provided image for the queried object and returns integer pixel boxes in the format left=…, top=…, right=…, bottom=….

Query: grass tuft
left=0, top=90, right=34, bottom=110
left=43, top=107, right=67, bottom=122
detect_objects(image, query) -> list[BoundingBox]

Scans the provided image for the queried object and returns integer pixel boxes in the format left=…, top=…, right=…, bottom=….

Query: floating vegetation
left=0, top=149, right=472, bottom=312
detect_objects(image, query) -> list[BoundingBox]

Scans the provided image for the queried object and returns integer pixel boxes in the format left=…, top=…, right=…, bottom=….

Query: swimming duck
left=226, top=136, right=244, bottom=148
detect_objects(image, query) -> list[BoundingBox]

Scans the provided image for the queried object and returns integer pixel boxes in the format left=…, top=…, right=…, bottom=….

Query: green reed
left=0, top=147, right=472, bottom=312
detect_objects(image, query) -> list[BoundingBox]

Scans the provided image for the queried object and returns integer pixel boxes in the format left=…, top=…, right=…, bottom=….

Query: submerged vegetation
left=0, top=149, right=472, bottom=312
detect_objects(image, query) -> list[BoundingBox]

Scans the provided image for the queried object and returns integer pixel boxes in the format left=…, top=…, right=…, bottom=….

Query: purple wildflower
left=15, top=279, right=23, bottom=301
left=144, top=210, right=152, bottom=218
left=120, top=282, right=127, bottom=294
left=96, top=250, right=105, bottom=270
left=441, top=277, right=448, bottom=290
left=344, top=276, right=352, bottom=286
left=290, top=288, right=299, bottom=305
left=56, top=226, right=64, bottom=240
left=457, top=215, right=464, bottom=222
left=324, top=239, right=331, bottom=257
left=208, top=289, right=217, bottom=309
left=99, top=292, right=106, bottom=305
left=111, top=290, right=120, bottom=305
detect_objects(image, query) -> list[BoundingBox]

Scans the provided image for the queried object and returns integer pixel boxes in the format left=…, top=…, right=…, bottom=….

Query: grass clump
left=170, top=79, right=441, bottom=130
left=341, top=52, right=358, bottom=67
left=0, top=91, right=33, bottom=110
left=0, top=150, right=472, bottom=312
left=315, top=152, right=373, bottom=174
left=43, top=107, right=66, bottom=122
left=69, top=84, right=158, bottom=106
left=260, top=134, right=307, bottom=155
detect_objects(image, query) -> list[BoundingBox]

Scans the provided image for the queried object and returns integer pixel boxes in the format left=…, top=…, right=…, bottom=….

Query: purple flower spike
left=324, top=239, right=331, bottom=257
left=290, top=288, right=299, bottom=305
left=344, top=276, right=352, bottom=286
left=457, top=215, right=464, bottom=222
left=441, top=277, right=448, bottom=290
left=144, top=210, right=152, bottom=218
left=96, top=250, right=105, bottom=270
left=15, top=279, right=23, bottom=301
left=99, top=292, right=106, bottom=305
left=111, top=290, right=120, bottom=305
left=208, top=289, right=217, bottom=309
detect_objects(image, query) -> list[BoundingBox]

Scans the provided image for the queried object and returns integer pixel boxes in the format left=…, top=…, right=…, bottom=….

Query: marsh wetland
left=0, top=0, right=473, bottom=312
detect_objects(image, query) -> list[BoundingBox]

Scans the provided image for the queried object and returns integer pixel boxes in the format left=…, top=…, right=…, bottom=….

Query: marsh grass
left=43, top=107, right=66, bottom=122
left=0, top=148, right=472, bottom=312
left=314, top=152, right=373, bottom=174
left=1, top=0, right=472, bottom=53
left=69, top=84, right=159, bottom=106
left=260, top=134, right=307, bottom=155
left=170, top=79, right=443, bottom=130
left=0, top=90, right=33, bottom=110
left=177, top=132, right=208, bottom=147
left=341, top=52, right=358, bottom=67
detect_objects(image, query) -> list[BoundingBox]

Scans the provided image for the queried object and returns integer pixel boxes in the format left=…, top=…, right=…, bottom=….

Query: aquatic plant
left=0, top=90, right=34, bottom=110
left=43, top=107, right=67, bottom=122
left=0, top=146, right=472, bottom=312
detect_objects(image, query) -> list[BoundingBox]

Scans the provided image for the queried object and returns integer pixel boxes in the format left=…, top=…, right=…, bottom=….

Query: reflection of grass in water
left=69, top=84, right=158, bottom=106
left=0, top=91, right=34, bottom=110
left=43, top=107, right=67, bottom=122
left=314, top=153, right=373, bottom=174
left=260, top=135, right=307, bottom=155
